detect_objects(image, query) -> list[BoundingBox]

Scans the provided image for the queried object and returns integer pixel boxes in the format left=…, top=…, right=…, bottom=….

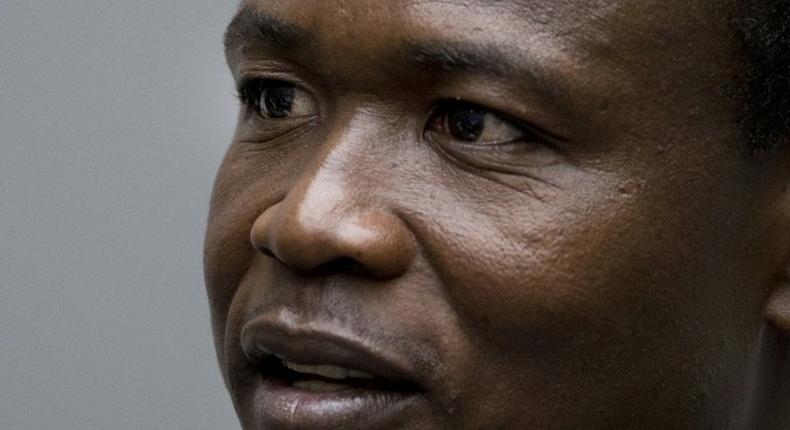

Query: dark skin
left=205, top=0, right=790, bottom=428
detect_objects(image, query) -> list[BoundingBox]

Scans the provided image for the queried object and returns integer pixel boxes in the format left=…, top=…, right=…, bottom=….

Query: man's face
left=205, top=1, right=789, bottom=428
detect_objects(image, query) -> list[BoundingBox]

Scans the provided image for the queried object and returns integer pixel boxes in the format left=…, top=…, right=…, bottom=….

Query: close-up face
left=204, top=0, right=790, bottom=429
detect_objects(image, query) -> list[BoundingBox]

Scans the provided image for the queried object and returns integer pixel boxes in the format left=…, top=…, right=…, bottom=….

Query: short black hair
left=733, top=0, right=790, bottom=151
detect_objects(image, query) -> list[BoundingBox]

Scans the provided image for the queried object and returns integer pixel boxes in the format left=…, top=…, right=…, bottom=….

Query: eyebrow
left=409, top=41, right=524, bottom=78
left=223, top=7, right=572, bottom=115
left=224, top=7, right=314, bottom=63
left=226, top=7, right=545, bottom=78
left=406, top=40, right=570, bottom=114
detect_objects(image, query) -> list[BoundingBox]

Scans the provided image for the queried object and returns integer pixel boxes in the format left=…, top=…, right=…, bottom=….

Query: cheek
left=203, top=146, right=291, bottom=352
left=415, top=169, right=765, bottom=425
left=465, top=199, right=745, bottom=338
left=204, top=140, right=309, bottom=298
left=419, top=186, right=648, bottom=350
left=203, top=193, right=255, bottom=363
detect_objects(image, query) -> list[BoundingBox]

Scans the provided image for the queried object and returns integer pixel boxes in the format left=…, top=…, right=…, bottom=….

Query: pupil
left=448, top=106, right=485, bottom=141
left=263, top=84, right=294, bottom=118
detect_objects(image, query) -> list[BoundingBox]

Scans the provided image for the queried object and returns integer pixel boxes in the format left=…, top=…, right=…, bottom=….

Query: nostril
left=250, top=202, right=416, bottom=279
left=250, top=229, right=277, bottom=259
left=313, top=257, right=368, bottom=277
left=259, top=247, right=276, bottom=259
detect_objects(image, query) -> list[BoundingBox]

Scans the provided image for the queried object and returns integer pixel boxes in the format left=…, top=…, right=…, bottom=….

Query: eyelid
left=236, top=77, right=318, bottom=120
left=235, top=63, right=319, bottom=99
left=236, top=61, right=321, bottom=95
left=429, top=100, right=559, bottom=146
left=237, top=60, right=307, bottom=83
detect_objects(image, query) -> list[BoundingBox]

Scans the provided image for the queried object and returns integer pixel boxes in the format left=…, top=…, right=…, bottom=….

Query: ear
left=765, top=282, right=790, bottom=332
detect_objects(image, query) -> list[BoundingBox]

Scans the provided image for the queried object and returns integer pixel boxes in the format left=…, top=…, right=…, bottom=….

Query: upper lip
left=240, top=315, right=421, bottom=388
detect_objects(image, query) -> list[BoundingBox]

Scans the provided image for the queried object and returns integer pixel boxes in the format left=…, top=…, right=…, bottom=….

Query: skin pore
left=205, top=0, right=790, bottom=429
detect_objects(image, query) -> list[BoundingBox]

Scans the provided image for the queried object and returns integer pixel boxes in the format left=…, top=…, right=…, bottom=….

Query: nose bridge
left=249, top=108, right=416, bottom=278
left=287, top=106, right=381, bottom=224
left=289, top=156, right=348, bottom=236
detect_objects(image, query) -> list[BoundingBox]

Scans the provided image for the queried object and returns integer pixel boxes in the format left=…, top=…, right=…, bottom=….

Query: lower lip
left=252, top=377, right=419, bottom=430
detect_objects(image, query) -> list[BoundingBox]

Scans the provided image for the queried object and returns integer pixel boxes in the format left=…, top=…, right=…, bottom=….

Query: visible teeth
left=283, top=361, right=374, bottom=380
left=292, top=380, right=350, bottom=393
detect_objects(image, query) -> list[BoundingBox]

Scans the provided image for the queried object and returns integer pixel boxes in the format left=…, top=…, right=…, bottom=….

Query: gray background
left=1, top=1, right=241, bottom=428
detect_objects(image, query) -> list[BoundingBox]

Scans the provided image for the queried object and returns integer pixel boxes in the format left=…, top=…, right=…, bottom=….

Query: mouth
left=254, top=354, right=417, bottom=393
left=239, top=317, right=424, bottom=429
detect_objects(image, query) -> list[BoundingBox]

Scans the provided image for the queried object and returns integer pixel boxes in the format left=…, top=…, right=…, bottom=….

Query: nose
left=250, top=176, right=416, bottom=279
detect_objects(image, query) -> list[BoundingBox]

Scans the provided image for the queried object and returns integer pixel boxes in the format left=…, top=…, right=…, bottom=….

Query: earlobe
left=765, top=283, right=790, bottom=332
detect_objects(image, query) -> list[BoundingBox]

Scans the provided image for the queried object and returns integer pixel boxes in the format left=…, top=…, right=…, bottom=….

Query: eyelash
left=236, top=78, right=267, bottom=115
left=431, top=100, right=549, bottom=144
left=235, top=78, right=551, bottom=146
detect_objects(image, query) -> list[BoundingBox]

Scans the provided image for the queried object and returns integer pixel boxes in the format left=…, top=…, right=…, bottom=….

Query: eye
left=427, top=101, right=531, bottom=145
left=237, top=79, right=317, bottom=119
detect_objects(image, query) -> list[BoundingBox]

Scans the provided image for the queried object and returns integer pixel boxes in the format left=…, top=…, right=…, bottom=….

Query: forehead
left=232, top=0, right=721, bottom=46
left=228, top=0, right=732, bottom=86
left=228, top=0, right=736, bottom=125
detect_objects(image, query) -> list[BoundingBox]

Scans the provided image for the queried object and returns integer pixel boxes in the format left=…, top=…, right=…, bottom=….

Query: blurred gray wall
left=1, top=1, right=241, bottom=428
